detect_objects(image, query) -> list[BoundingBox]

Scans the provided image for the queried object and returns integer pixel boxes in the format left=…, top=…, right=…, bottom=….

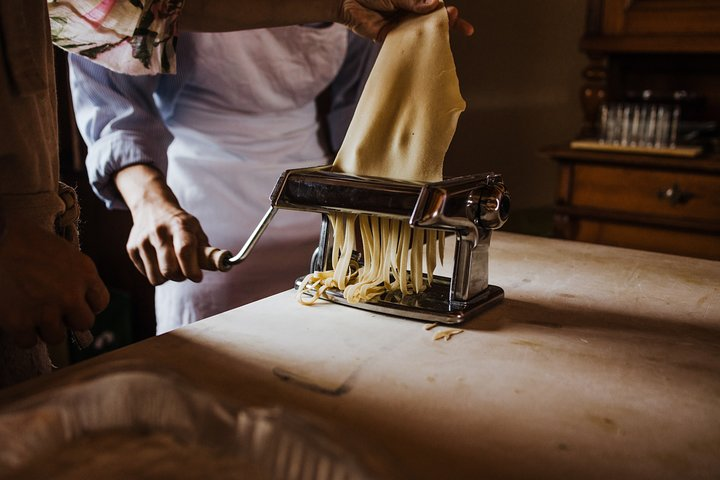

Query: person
left=0, top=0, right=472, bottom=387
left=0, top=0, right=111, bottom=387
left=69, top=28, right=378, bottom=333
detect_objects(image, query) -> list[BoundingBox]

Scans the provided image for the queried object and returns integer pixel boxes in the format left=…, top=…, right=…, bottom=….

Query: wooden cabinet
left=545, top=0, right=720, bottom=260
left=547, top=146, right=720, bottom=259
left=586, top=0, right=720, bottom=49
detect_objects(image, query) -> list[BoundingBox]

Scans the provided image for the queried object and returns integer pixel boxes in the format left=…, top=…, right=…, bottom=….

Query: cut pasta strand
left=298, top=214, right=443, bottom=305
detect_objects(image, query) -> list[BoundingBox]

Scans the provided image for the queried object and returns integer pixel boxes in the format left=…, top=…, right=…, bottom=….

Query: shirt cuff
left=86, top=132, right=170, bottom=210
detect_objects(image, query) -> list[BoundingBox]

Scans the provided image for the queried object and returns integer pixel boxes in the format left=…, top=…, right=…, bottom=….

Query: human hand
left=126, top=200, right=209, bottom=286
left=0, top=216, right=110, bottom=348
left=116, top=165, right=210, bottom=286
left=337, top=0, right=474, bottom=41
left=446, top=5, right=474, bottom=36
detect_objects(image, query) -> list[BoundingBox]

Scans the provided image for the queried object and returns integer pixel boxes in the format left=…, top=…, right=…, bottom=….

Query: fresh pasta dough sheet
left=300, top=5, right=464, bottom=304
left=333, top=5, right=465, bottom=182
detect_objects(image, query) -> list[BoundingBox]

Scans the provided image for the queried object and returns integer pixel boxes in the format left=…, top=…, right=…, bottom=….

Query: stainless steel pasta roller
left=211, top=166, right=510, bottom=324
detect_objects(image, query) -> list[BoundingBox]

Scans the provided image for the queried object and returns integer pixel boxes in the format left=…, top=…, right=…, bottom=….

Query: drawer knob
left=657, top=183, right=694, bottom=206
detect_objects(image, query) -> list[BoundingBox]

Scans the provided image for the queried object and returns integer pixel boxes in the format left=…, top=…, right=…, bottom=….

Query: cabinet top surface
left=543, top=145, right=720, bottom=172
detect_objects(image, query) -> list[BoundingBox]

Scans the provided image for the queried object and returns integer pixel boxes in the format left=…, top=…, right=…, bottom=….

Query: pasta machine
left=207, top=166, right=510, bottom=324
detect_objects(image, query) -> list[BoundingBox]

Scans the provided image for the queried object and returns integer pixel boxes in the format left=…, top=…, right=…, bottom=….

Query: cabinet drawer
left=601, top=0, right=720, bottom=36
left=570, top=217, right=720, bottom=260
left=570, top=164, right=720, bottom=222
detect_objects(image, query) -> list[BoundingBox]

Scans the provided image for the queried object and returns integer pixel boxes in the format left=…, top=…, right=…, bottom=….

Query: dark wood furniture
left=544, top=0, right=720, bottom=260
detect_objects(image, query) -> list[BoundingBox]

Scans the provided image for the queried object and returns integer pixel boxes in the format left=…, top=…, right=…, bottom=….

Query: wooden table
left=2, top=232, right=719, bottom=479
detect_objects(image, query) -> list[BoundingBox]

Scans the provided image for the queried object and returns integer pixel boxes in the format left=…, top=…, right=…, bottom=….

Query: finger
left=127, top=245, right=147, bottom=277
left=447, top=6, right=458, bottom=27
left=77, top=257, right=111, bottom=314
left=346, top=8, right=388, bottom=42
left=70, top=330, right=94, bottom=349
left=395, top=0, right=439, bottom=14
left=155, top=237, right=184, bottom=282
left=456, top=18, right=474, bottom=36
left=138, top=244, right=166, bottom=286
left=174, top=230, right=202, bottom=282
left=375, top=19, right=395, bottom=43
left=446, top=6, right=474, bottom=36
left=197, top=229, right=210, bottom=246
left=36, top=307, right=67, bottom=346
left=62, top=302, right=95, bottom=333
left=86, top=278, right=110, bottom=315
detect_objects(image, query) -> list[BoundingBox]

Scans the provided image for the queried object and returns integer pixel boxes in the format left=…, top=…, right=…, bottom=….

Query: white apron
left=155, top=26, right=348, bottom=333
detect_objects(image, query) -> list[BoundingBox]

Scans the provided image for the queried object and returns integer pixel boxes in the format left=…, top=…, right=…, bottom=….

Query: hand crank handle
left=200, top=246, right=233, bottom=272
left=199, top=207, right=279, bottom=273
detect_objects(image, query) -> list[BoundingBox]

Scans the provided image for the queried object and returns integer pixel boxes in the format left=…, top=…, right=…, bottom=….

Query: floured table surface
left=1, top=232, right=718, bottom=479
